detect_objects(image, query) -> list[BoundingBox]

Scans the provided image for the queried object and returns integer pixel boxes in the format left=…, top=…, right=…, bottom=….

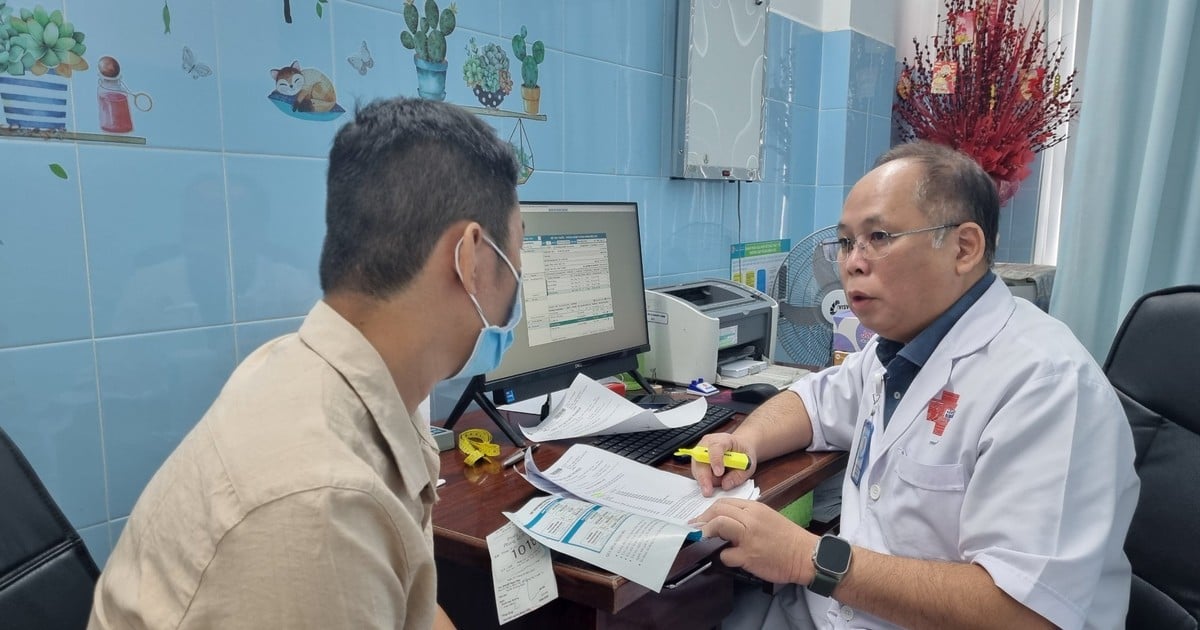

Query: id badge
left=850, top=419, right=874, bottom=487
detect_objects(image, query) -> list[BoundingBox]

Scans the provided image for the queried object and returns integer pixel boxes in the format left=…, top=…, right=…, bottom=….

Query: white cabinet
left=671, top=0, right=769, bottom=181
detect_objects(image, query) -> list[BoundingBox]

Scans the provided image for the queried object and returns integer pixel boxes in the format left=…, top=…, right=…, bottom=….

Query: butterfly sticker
left=347, top=40, right=374, bottom=76
left=182, top=45, right=212, bottom=79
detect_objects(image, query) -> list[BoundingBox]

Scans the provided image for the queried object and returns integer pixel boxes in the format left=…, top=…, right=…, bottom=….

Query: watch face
left=815, top=536, right=852, bottom=573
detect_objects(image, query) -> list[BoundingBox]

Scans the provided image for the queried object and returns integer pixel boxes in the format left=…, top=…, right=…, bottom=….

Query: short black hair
left=875, top=141, right=999, bottom=265
left=319, top=97, right=519, bottom=297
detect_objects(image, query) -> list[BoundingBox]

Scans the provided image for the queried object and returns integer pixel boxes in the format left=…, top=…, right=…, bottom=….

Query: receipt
left=486, top=522, right=558, bottom=624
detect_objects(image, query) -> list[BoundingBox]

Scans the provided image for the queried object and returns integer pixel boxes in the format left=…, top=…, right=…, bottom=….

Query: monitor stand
left=443, top=375, right=527, bottom=447
left=626, top=368, right=656, bottom=396
left=442, top=369, right=657, bottom=449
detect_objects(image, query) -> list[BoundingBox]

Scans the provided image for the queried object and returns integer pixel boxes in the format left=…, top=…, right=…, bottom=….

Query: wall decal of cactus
left=511, top=26, right=543, bottom=89
left=401, top=0, right=456, bottom=101
left=401, top=0, right=456, bottom=64
left=511, top=25, right=543, bottom=114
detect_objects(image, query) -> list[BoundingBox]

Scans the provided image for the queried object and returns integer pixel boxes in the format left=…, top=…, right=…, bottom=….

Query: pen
left=502, top=444, right=538, bottom=468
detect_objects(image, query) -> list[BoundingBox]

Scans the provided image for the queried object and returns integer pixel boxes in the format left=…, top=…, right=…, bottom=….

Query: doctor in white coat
left=692, top=141, right=1139, bottom=630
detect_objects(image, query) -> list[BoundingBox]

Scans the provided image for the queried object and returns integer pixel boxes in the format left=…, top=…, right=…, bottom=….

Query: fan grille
left=771, top=226, right=842, bottom=366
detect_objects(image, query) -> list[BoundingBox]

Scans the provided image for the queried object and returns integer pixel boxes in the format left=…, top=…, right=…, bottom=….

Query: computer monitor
left=444, top=201, right=653, bottom=444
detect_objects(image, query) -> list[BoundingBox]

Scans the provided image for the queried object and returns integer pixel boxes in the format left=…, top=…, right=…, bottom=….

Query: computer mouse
left=730, top=383, right=781, bottom=404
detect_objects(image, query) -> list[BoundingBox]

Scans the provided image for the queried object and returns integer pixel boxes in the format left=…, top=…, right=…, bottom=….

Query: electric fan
left=769, top=225, right=846, bottom=366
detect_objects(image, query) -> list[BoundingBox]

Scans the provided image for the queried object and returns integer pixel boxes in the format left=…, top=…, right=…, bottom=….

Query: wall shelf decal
left=459, top=105, right=545, bottom=122
left=0, top=127, right=147, bottom=145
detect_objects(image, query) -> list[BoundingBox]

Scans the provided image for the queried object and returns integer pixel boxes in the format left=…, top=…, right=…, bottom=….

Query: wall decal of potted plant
left=510, top=25, right=544, bottom=115
left=0, top=3, right=89, bottom=130
left=462, top=37, right=511, bottom=108
left=400, top=0, right=456, bottom=101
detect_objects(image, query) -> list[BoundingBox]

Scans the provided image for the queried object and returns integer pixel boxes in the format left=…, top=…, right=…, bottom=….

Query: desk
left=433, top=407, right=847, bottom=629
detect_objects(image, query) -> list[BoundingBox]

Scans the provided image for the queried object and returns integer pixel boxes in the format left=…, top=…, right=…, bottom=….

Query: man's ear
left=954, top=222, right=986, bottom=275
left=452, top=222, right=484, bottom=294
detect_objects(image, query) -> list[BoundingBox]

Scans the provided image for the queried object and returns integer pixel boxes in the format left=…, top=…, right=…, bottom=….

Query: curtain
left=1033, top=0, right=1091, bottom=265
left=1051, top=0, right=1200, bottom=359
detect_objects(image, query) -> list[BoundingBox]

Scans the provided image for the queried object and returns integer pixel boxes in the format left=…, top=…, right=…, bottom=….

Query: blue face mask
left=450, top=234, right=523, bottom=380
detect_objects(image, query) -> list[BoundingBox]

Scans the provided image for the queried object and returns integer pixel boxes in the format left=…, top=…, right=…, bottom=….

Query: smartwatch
left=808, top=534, right=852, bottom=597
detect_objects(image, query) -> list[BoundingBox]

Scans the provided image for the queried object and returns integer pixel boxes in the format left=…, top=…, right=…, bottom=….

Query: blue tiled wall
left=0, top=1, right=901, bottom=568
left=816, top=29, right=896, bottom=228
left=994, top=153, right=1043, bottom=263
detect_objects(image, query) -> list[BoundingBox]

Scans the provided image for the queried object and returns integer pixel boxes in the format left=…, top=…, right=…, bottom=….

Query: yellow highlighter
left=674, top=446, right=750, bottom=470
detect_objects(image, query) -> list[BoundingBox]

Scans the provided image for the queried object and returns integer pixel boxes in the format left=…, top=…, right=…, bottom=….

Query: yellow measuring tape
left=458, top=428, right=501, bottom=466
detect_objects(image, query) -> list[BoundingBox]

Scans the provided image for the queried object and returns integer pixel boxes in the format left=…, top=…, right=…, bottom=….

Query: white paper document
left=504, top=494, right=692, bottom=592
left=519, top=373, right=707, bottom=442
left=486, top=522, right=558, bottom=625
left=524, top=443, right=758, bottom=527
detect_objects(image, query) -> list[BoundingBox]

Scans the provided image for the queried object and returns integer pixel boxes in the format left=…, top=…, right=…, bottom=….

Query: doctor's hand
left=691, top=498, right=817, bottom=585
left=691, top=432, right=758, bottom=497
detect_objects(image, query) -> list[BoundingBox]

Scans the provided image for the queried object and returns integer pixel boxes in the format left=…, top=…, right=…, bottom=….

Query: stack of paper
left=715, top=363, right=811, bottom=389
left=503, top=443, right=758, bottom=591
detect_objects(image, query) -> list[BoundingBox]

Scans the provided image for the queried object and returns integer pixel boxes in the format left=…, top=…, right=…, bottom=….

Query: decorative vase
left=0, top=69, right=71, bottom=130
left=414, top=57, right=448, bottom=101
left=472, top=85, right=506, bottom=108
left=521, top=85, right=541, bottom=115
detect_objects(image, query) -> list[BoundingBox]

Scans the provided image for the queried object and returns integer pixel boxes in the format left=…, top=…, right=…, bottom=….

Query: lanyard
left=850, top=373, right=885, bottom=487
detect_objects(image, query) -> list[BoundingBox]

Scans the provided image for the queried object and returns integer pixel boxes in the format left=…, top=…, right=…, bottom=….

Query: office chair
left=1103, top=285, right=1200, bottom=630
left=0, top=426, right=101, bottom=629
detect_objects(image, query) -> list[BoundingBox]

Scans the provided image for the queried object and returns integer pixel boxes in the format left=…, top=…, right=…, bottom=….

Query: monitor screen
left=485, top=201, right=650, bottom=403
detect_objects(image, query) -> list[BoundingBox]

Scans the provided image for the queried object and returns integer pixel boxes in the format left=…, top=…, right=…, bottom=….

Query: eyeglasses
left=820, top=223, right=962, bottom=262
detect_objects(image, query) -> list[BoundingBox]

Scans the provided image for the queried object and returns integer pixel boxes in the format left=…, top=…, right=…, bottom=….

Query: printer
left=643, top=279, right=779, bottom=386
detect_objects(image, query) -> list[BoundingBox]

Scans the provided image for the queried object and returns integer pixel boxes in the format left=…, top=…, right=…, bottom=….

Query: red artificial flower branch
left=894, top=0, right=1079, bottom=199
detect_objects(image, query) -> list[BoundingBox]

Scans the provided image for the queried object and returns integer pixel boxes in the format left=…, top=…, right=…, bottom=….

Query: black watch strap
left=808, top=570, right=840, bottom=597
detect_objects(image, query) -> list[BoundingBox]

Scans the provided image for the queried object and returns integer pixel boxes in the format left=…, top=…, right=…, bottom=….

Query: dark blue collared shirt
left=875, top=271, right=994, bottom=427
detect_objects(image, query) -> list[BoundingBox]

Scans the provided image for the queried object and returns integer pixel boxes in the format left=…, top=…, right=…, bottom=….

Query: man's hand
left=690, top=432, right=758, bottom=497
left=691, top=498, right=816, bottom=585
left=689, top=389, right=813, bottom=497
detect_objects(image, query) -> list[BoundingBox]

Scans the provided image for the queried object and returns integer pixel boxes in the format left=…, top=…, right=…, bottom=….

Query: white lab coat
left=777, top=277, right=1139, bottom=630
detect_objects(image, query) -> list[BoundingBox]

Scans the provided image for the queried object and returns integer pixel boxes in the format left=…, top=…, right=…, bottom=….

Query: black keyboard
left=590, top=401, right=738, bottom=466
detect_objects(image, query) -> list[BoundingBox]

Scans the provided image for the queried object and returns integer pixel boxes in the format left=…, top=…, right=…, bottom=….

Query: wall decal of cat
left=266, top=60, right=345, bottom=121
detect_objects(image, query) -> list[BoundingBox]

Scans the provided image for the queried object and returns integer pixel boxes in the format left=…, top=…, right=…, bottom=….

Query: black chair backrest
left=1103, top=285, right=1200, bottom=630
left=0, top=427, right=101, bottom=629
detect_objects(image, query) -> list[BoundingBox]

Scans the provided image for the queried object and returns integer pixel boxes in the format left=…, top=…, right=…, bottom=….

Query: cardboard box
left=831, top=311, right=875, bottom=365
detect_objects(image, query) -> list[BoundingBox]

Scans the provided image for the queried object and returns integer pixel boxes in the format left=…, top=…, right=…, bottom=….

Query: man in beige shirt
left=89, top=97, right=524, bottom=629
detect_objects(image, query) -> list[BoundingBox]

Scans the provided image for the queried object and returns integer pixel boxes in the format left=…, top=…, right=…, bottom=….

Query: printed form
left=524, top=443, right=758, bottom=527
left=505, top=494, right=691, bottom=592
left=486, top=522, right=557, bottom=624
left=506, top=444, right=759, bottom=591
